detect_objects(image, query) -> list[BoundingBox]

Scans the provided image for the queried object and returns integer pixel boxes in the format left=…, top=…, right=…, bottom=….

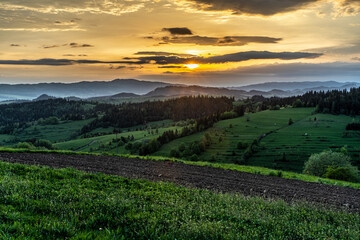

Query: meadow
left=0, top=119, right=94, bottom=145
left=250, top=114, right=360, bottom=172
left=153, top=108, right=314, bottom=162
left=0, top=160, right=359, bottom=239
left=55, top=125, right=182, bottom=154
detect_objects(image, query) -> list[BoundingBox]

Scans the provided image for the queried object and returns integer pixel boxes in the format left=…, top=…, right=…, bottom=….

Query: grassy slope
left=0, top=161, right=359, bottom=239
left=0, top=119, right=94, bottom=145
left=251, top=114, right=360, bottom=172
left=55, top=125, right=182, bottom=154
left=154, top=108, right=314, bottom=163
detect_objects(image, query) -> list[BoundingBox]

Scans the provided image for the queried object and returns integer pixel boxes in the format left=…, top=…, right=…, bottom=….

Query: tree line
left=81, top=96, right=234, bottom=134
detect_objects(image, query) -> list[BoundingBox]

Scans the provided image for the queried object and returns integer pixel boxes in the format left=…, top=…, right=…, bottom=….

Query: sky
left=1, top=0, right=360, bottom=86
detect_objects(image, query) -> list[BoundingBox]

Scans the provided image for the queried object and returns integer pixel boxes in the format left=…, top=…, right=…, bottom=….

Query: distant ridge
left=0, top=79, right=172, bottom=101
left=231, top=81, right=360, bottom=92
left=34, top=94, right=57, bottom=101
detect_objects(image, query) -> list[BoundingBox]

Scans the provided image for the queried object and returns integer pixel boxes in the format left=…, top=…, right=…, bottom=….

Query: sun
left=184, top=64, right=199, bottom=69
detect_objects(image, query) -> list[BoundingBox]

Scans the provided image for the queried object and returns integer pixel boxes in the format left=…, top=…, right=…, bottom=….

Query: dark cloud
left=10, top=44, right=21, bottom=47
left=131, top=51, right=322, bottom=65
left=0, top=58, right=137, bottom=66
left=0, top=51, right=322, bottom=66
left=200, top=51, right=322, bottom=64
left=162, top=27, right=193, bottom=35
left=160, top=35, right=282, bottom=46
left=69, top=43, right=94, bottom=48
left=109, top=65, right=126, bottom=69
left=43, top=45, right=60, bottom=49
left=43, top=43, right=93, bottom=49
left=182, top=0, right=320, bottom=16
left=63, top=54, right=88, bottom=57
left=158, top=65, right=185, bottom=68
left=352, top=57, right=360, bottom=61
left=135, top=51, right=195, bottom=57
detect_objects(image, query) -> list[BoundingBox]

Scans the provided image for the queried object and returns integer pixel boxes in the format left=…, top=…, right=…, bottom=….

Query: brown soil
left=1, top=152, right=359, bottom=213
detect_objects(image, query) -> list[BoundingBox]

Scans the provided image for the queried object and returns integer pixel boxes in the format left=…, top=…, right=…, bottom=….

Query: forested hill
left=0, top=99, right=95, bottom=127
left=81, top=96, right=234, bottom=133
left=251, top=87, right=360, bottom=116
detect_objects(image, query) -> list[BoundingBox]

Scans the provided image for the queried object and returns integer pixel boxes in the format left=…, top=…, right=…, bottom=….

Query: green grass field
left=250, top=114, right=360, bottom=172
left=55, top=125, right=182, bottom=154
left=153, top=108, right=314, bottom=163
left=0, top=119, right=94, bottom=145
left=0, top=161, right=359, bottom=239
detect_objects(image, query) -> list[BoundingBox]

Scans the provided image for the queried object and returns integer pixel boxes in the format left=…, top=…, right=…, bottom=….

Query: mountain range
left=0, top=79, right=359, bottom=102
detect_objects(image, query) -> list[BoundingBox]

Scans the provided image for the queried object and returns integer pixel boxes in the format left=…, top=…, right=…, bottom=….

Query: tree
left=303, top=150, right=359, bottom=182
left=288, top=118, right=294, bottom=125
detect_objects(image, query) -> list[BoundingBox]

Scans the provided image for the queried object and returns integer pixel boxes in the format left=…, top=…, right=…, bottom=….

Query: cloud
left=43, top=43, right=93, bottom=49
left=0, top=58, right=133, bottom=66
left=0, top=27, right=86, bottom=32
left=69, top=43, right=93, bottom=48
left=200, top=51, right=322, bottom=64
left=131, top=51, right=322, bottom=65
left=334, top=0, right=360, bottom=16
left=158, top=65, right=186, bottom=68
left=176, top=0, right=320, bottom=16
left=0, top=1, right=149, bottom=16
left=43, top=45, right=60, bottom=49
left=63, top=54, right=88, bottom=57
left=162, top=27, right=193, bottom=35
left=10, top=44, right=20, bottom=47
left=159, top=35, right=282, bottom=46
left=0, top=51, right=323, bottom=66
left=352, top=57, right=360, bottom=61
left=135, top=51, right=195, bottom=57
left=109, top=65, right=126, bottom=70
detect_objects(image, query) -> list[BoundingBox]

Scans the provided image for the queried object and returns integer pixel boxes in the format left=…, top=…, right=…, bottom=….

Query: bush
left=170, top=148, right=180, bottom=158
left=189, top=154, right=199, bottom=162
left=15, top=142, right=34, bottom=149
left=324, top=167, right=359, bottom=182
left=303, top=150, right=359, bottom=182
left=34, top=139, right=53, bottom=150
left=220, top=111, right=238, bottom=120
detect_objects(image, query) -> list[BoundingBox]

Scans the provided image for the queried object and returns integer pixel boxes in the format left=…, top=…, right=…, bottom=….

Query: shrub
left=324, top=167, right=359, bottom=182
left=170, top=148, right=180, bottom=158
left=288, top=118, right=293, bottom=125
left=304, top=150, right=359, bottom=182
left=220, top=111, right=238, bottom=120
left=15, top=142, right=34, bottom=149
left=34, top=139, right=53, bottom=150
left=189, top=154, right=199, bottom=162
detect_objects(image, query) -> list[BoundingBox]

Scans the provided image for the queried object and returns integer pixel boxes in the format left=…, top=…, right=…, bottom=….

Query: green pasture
left=250, top=114, right=360, bottom=172
left=0, top=161, right=358, bottom=239
left=55, top=125, right=182, bottom=154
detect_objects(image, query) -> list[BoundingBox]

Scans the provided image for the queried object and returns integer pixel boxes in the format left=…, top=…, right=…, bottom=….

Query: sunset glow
left=184, top=64, right=200, bottom=69
left=0, top=0, right=359, bottom=85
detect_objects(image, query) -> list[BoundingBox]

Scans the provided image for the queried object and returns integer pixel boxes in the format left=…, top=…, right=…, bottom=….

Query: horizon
left=0, top=0, right=360, bottom=85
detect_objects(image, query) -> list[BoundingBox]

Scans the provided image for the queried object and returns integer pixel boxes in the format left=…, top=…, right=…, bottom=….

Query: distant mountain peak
left=34, top=94, right=57, bottom=101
